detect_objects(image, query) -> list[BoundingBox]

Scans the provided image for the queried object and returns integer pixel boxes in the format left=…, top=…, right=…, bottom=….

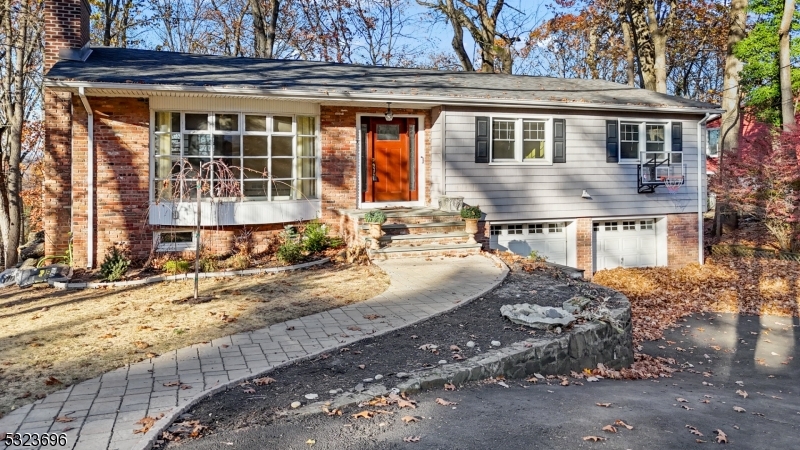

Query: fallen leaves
left=686, top=425, right=703, bottom=436
left=163, top=380, right=180, bottom=387
left=242, top=388, right=256, bottom=394
left=134, top=414, right=164, bottom=434
left=44, top=376, right=62, bottom=386
left=676, top=397, right=688, bottom=403
left=733, top=406, right=746, bottom=413
left=397, top=399, right=417, bottom=409
left=306, top=439, right=316, bottom=447
left=55, top=415, right=74, bottom=423
left=736, top=389, right=748, bottom=399
left=435, top=398, right=457, bottom=406
left=403, top=436, right=421, bottom=443
left=351, top=410, right=376, bottom=419
left=614, top=420, right=633, bottom=430
left=162, top=420, right=207, bottom=441
left=444, top=383, right=456, bottom=391
left=715, top=429, right=728, bottom=443
left=134, top=341, right=150, bottom=349
left=401, top=415, right=421, bottom=423
left=601, top=425, right=617, bottom=433
left=582, top=436, right=607, bottom=442
left=253, top=377, right=276, bottom=386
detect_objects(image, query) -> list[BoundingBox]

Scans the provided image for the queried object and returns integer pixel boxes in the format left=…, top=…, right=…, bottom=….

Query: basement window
left=156, top=230, right=195, bottom=252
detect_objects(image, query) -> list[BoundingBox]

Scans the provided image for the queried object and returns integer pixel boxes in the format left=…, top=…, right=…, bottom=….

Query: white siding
left=436, top=109, right=705, bottom=221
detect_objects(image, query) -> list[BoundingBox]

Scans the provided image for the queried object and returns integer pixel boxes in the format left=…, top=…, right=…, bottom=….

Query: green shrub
left=164, top=259, right=191, bottom=274
left=199, top=257, right=216, bottom=272
left=277, top=240, right=304, bottom=264
left=303, top=221, right=331, bottom=253
left=460, top=205, right=482, bottom=219
left=363, top=209, right=387, bottom=224
left=100, top=245, right=130, bottom=282
left=529, top=250, right=547, bottom=262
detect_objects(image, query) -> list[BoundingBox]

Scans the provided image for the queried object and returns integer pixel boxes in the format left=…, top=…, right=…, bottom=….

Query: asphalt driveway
left=166, top=312, right=800, bottom=450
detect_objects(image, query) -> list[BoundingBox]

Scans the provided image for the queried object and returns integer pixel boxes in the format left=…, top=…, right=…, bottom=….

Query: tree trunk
left=778, top=0, right=796, bottom=131
left=625, top=0, right=657, bottom=91
left=250, top=0, right=268, bottom=58
left=264, top=0, right=280, bottom=59
left=618, top=1, right=637, bottom=86
left=721, top=0, right=747, bottom=152
left=587, top=24, right=599, bottom=79
left=444, top=0, right=474, bottom=71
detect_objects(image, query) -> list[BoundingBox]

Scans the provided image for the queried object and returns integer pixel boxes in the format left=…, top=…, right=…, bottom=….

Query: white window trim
left=150, top=110, right=321, bottom=203
left=155, top=229, right=196, bottom=252
left=488, top=115, right=554, bottom=165
left=617, top=120, right=672, bottom=165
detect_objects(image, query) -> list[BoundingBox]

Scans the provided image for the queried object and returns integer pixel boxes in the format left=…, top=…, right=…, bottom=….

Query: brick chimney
left=44, top=0, right=91, bottom=73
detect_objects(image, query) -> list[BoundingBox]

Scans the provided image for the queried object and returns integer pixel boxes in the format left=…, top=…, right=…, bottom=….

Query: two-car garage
left=488, top=217, right=666, bottom=272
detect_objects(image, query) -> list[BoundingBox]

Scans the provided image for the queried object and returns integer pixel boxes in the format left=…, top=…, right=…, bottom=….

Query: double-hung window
left=153, top=112, right=318, bottom=201
left=618, top=121, right=671, bottom=163
left=490, top=117, right=552, bottom=163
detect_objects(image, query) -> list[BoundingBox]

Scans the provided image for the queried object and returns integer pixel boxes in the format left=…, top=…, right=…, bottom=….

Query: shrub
left=529, top=250, right=547, bottom=262
left=199, top=257, right=216, bottom=272
left=460, top=205, right=482, bottom=219
left=277, top=240, right=304, bottom=264
left=227, top=254, right=249, bottom=270
left=303, top=221, right=331, bottom=253
left=164, top=259, right=191, bottom=274
left=100, top=245, right=131, bottom=282
left=363, top=209, right=387, bottom=224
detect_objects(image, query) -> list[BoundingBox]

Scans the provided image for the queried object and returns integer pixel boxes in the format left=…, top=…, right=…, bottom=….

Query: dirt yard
left=0, top=262, right=388, bottom=417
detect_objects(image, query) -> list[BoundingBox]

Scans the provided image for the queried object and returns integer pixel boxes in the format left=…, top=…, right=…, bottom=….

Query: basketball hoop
left=663, top=175, right=683, bottom=194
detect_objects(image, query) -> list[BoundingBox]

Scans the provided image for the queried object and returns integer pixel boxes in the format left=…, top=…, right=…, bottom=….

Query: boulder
left=500, top=303, right=576, bottom=330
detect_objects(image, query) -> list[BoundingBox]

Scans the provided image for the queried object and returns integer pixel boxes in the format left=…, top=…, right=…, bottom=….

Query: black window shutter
left=672, top=122, right=683, bottom=152
left=475, top=116, right=490, bottom=163
left=606, top=120, right=619, bottom=163
left=553, top=118, right=566, bottom=163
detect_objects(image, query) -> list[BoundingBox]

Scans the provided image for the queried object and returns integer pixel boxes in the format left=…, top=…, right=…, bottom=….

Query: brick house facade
left=43, top=0, right=712, bottom=273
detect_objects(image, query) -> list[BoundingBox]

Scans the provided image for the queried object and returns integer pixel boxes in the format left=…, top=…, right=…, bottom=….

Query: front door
left=364, top=117, right=418, bottom=202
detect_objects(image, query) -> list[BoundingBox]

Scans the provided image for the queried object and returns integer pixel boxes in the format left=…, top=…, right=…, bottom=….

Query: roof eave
left=43, top=79, right=724, bottom=115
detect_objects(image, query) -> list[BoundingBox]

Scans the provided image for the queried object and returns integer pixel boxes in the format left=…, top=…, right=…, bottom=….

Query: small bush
left=529, top=250, right=547, bottom=262
left=303, top=221, right=331, bottom=253
left=363, top=209, right=387, bottom=224
left=227, top=254, right=249, bottom=270
left=460, top=205, right=482, bottom=219
left=199, top=257, right=216, bottom=272
left=277, top=240, right=304, bottom=264
left=164, top=259, right=191, bottom=274
left=100, top=245, right=131, bottom=281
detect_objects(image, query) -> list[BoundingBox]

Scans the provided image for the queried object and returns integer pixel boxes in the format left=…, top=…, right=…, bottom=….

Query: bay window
left=153, top=112, right=318, bottom=201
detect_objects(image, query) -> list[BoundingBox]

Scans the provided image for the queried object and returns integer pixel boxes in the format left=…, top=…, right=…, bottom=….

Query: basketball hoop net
left=663, top=175, right=683, bottom=194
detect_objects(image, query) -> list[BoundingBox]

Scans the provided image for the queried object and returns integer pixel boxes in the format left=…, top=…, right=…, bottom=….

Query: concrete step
left=368, top=243, right=482, bottom=259
left=359, top=221, right=466, bottom=235
left=365, top=232, right=470, bottom=247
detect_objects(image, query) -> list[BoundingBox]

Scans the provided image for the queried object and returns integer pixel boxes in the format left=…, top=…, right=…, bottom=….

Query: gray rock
left=466, top=341, right=476, bottom=348
left=438, top=360, right=447, bottom=365
left=500, top=303, right=576, bottom=330
left=304, top=393, right=319, bottom=400
left=328, top=389, right=340, bottom=395
left=354, top=383, right=365, bottom=392
left=491, top=340, right=501, bottom=347
left=562, top=296, right=591, bottom=314
left=374, top=374, right=383, bottom=380
left=363, top=378, right=374, bottom=383
left=395, top=372, right=409, bottom=379
left=290, top=401, right=301, bottom=409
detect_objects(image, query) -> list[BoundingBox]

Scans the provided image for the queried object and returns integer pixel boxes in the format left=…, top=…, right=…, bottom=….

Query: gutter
left=696, top=113, right=716, bottom=265
left=44, top=80, right=724, bottom=116
left=78, top=87, right=94, bottom=268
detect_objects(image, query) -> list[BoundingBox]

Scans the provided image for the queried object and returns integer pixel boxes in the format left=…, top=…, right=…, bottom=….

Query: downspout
left=78, top=87, right=94, bottom=268
left=441, top=106, right=447, bottom=197
left=696, top=113, right=715, bottom=265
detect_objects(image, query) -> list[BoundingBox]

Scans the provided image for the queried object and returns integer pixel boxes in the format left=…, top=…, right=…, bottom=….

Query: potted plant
left=363, top=209, right=387, bottom=250
left=460, top=205, right=482, bottom=244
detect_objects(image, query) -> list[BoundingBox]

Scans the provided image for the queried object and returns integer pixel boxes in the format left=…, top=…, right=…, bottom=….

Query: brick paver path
left=1, top=255, right=506, bottom=450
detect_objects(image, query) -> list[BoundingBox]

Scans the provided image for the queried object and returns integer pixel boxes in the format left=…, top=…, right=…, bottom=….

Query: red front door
left=365, top=118, right=418, bottom=202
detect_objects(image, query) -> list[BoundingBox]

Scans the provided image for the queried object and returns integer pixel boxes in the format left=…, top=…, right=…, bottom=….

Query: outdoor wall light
left=384, top=102, right=394, bottom=121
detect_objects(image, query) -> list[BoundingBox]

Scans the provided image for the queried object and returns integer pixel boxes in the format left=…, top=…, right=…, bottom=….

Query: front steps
left=341, top=207, right=483, bottom=259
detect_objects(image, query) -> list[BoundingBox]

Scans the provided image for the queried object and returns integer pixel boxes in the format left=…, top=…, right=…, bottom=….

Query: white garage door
left=490, top=222, right=568, bottom=265
left=594, top=219, right=657, bottom=271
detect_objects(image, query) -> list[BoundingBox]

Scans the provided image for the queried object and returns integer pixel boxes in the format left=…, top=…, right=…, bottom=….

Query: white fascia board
left=44, top=80, right=724, bottom=115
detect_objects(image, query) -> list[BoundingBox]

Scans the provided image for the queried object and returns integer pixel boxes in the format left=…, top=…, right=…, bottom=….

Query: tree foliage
left=735, top=0, right=800, bottom=126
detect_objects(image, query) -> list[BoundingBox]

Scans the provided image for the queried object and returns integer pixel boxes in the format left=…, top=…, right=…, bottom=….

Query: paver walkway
left=1, top=255, right=506, bottom=450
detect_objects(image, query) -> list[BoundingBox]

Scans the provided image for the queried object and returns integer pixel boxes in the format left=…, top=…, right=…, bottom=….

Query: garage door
left=593, top=219, right=657, bottom=271
left=489, top=222, right=568, bottom=265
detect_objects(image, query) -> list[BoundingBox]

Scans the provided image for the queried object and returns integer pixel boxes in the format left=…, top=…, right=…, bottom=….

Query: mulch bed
left=162, top=262, right=620, bottom=446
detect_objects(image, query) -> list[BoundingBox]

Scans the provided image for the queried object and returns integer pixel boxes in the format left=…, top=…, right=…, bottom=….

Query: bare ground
left=0, top=262, right=388, bottom=417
